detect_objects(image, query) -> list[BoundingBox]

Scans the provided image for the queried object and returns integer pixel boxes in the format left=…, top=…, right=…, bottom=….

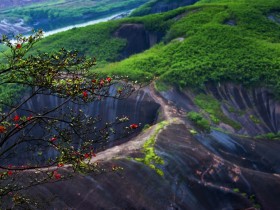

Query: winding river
left=8, top=9, right=133, bottom=44
left=42, top=10, right=133, bottom=37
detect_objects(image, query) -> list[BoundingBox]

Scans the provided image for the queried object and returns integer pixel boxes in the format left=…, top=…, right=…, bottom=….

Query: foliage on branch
left=0, top=31, right=140, bottom=208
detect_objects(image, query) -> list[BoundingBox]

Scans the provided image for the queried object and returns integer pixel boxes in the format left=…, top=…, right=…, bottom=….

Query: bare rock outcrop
left=159, top=84, right=280, bottom=136
left=114, top=23, right=163, bottom=59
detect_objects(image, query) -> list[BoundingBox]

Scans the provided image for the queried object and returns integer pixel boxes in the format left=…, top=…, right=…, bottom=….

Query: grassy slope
left=2, top=0, right=280, bottom=99
left=129, top=0, right=157, bottom=17
left=33, top=21, right=127, bottom=64
left=28, top=11, right=171, bottom=66
left=94, top=0, right=280, bottom=95
left=130, top=0, right=198, bottom=17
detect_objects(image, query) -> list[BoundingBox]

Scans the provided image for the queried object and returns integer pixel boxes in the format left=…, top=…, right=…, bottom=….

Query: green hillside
left=130, top=0, right=199, bottom=17
left=30, top=12, right=172, bottom=63
left=95, top=0, right=280, bottom=94
left=33, top=21, right=127, bottom=64
left=2, top=0, right=280, bottom=98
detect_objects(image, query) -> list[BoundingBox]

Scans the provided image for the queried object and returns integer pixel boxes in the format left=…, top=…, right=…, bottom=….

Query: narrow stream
left=8, top=9, right=133, bottom=44
left=42, top=10, right=133, bottom=38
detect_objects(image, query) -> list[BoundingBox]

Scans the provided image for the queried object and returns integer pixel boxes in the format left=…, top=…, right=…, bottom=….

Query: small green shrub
left=233, top=188, right=240, bottom=193
left=249, top=115, right=261, bottom=124
left=143, top=124, right=151, bottom=131
left=194, top=94, right=242, bottom=130
left=187, top=111, right=211, bottom=132
left=256, top=132, right=280, bottom=140
left=155, top=81, right=170, bottom=92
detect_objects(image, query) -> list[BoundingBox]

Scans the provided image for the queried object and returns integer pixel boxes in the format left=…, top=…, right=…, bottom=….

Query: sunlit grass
left=135, top=121, right=169, bottom=176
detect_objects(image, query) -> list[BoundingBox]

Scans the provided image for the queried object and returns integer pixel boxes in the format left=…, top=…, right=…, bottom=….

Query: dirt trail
left=90, top=84, right=185, bottom=163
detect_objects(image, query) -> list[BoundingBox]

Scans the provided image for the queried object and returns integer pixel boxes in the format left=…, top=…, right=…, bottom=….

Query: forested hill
left=1, top=0, right=280, bottom=98
left=97, top=0, right=280, bottom=96
left=12, top=0, right=279, bottom=97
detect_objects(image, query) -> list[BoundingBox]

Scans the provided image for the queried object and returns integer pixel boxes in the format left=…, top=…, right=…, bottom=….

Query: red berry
left=82, top=91, right=88, bottom=98
left=16, top=44, right=21, bottom=49
left=13, top=115, right=20, bottom=121
left=50, top=137, right=57, bottom=142
left=106, top=77, right=111, bottom=83
left=130, top=124, right=139, bottom=129
left=0, top=125, right=6, bottom=133
left=57, top=163, right=64, bottom=167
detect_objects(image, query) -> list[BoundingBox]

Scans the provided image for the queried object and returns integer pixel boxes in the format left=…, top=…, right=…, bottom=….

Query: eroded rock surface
left=22, top=86, right=280, bottom=210
left=161, top=84, right=280, bottom=136
left=28, top=123, right=280, bottom=210
left=114, top=24, right=163, bottom=58
left=2, top=89, right=160, bottom=166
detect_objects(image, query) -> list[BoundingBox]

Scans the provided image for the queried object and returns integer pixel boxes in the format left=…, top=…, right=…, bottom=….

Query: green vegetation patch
left=0, top=84, right=26, bottom=110
left=154, top=81, right=170, bottom=92
left=135, top=120, right=169, bottom=176
left=130, top=0, right=156, bottom=17
left=256, top=132, right=280, bottom=140
left=33, top=21, right=126, bottom=64
left=187, top=111, right=211, bottom=132
left=249, top=114, right=261, bottom=124
left=95, top=0, right=280, bottom=96
left=194, top=94, right=242, bottom=130
left=130, top=0, right=198, bottom=17
left=3, top=0, right=280, bottom=111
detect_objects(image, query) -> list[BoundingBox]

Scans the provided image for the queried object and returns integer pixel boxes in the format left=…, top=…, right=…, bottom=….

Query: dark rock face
left=114, top=24, right=163, bottom=58
left=158, top=126, right=280, bottom=210
left=149, top=0, right=199, bottom=14
left=11, top=86, right=280, bottom=209
left=28, top=124, right=280, bottom=209
left=224, top=19, right=236, bottom=26
left=207, top=84, right=280, bottom=135
left=2, top=89, right=160, bottom=165
left=196, top=130, right=280, bottom=173
left=160, top=84, right=280, bottom=136
left=268, top=13, right=280, bottom=24
left=23, top=89, right=159, bottom=137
